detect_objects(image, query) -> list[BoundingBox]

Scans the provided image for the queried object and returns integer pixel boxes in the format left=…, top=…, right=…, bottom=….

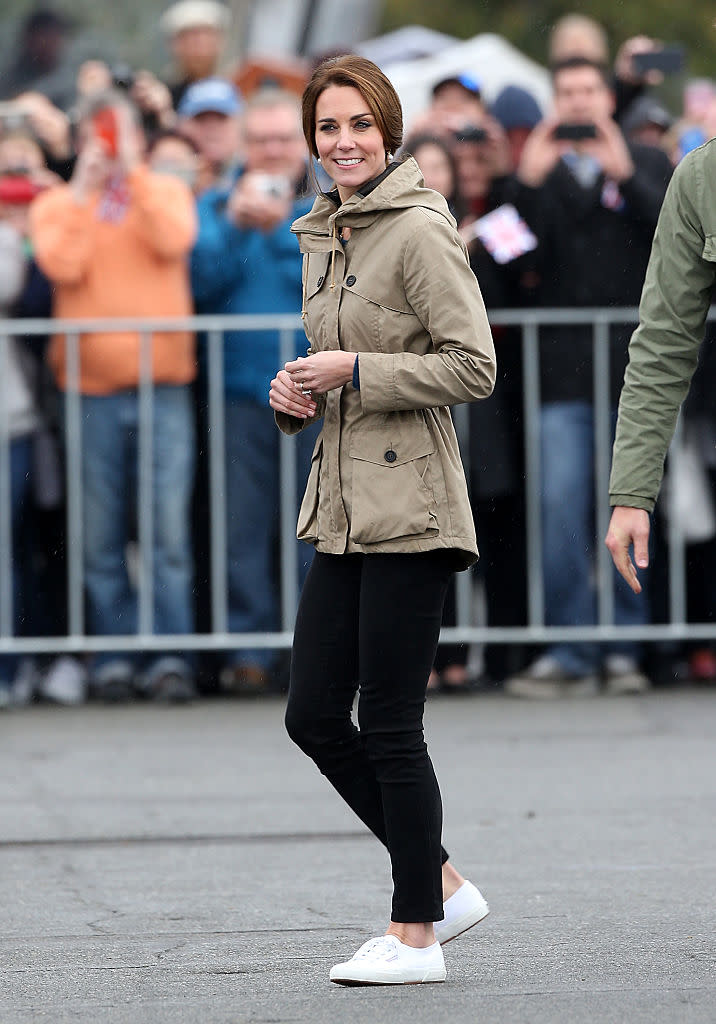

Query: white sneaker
left=504, top=655, right=599, bottom=699
left=39, top=656, right=88, bottom=706
left=434, top=880, right=489, bottom=945
left=604, top=655, right=651, bottom=695
left=329, top=935, right=446, bottom=986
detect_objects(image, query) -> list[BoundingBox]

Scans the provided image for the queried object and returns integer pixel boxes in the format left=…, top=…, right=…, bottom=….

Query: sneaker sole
left=505, top=678, right=599, bottom=699
left=330, top=969, right=446, bottom=986
left=436, top=903, right=490, bottom=946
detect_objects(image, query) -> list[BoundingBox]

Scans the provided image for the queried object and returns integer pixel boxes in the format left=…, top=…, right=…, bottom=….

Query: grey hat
left=160, top=0, right=230, bottom=36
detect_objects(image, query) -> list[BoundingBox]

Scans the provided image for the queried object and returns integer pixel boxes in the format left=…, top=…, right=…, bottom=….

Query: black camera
left=111, top=62, right=135, bottom=91
left=453, top=124, right=487, bottom=144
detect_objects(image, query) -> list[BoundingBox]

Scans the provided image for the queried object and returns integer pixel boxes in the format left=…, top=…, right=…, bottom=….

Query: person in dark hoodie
left=503, top=56, right=672, bottom=698
left=270, top=55, right=496, bottom=987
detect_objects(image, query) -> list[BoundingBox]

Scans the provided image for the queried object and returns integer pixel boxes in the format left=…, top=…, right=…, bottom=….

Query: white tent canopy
left=357, top=25, right=460, bottom=66
left=381, top=32, right=553, bottom=133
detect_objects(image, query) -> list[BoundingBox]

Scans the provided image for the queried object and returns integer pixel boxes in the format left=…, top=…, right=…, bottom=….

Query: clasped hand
left=269, top=351, right=356, bottom=419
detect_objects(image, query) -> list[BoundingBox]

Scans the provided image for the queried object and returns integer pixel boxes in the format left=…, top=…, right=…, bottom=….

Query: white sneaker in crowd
left=604, top=655, right=651, bottom=695
left=39, top=656, right=88, bottom=706
left=329, top=935, right=446, bottom=986
left=434, top=880, right=489, bottom=945
left=504, top=655, right=599, bottom=699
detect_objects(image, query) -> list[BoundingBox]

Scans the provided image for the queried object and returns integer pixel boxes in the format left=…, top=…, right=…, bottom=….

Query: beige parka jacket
left=275, top=157, right=496, bottom=569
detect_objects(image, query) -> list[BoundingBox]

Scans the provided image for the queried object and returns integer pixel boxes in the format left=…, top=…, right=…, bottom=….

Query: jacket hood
left=291, top=156, right=456, bottom=239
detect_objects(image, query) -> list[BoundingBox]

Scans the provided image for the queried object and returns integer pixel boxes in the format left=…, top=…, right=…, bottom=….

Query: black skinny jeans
left=285, top=549, right=455, bottom=923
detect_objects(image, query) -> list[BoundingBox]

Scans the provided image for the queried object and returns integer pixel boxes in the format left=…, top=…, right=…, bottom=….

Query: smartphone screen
left=632, top=47, right=685, bottom=75
left=92, top=107, right=119, bottom=158
left=554, top=123, right=597, bottom=141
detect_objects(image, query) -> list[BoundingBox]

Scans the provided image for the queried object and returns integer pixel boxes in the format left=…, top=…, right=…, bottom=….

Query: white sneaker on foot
left=604, top=655, right=651, bottom=695
left=504, top=655, right=599, bottom=699
left=39, top=656, right=88, bottom=706
left=329, top=935, right=446, bottom=986
left=434, top=880, right=489, bottom=945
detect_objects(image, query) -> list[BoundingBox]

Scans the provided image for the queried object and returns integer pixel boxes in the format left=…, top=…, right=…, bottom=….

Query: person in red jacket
left=30, top=89, right=198, bottom=702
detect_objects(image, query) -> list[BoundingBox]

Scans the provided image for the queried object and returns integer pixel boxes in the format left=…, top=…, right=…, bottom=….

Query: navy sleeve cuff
left=352, top=355, right=360, bottom=390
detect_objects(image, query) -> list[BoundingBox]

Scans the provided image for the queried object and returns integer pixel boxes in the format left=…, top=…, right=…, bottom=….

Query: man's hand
left=605, top=506, right=650, bottom=594
left=131, top=71, right=176, bottom=130
left=16, top=91, right=72, bottom=160
left=614, top=36, right=665, bottom=87
left=586, top=117, right=635, bottom=183
left=227, top=172, right=291, bottom=232
left=516, top=118, right=564, bottom=188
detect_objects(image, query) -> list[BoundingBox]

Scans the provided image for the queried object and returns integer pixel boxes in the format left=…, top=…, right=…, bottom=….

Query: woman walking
left=269, top=55, right=496, bottom=986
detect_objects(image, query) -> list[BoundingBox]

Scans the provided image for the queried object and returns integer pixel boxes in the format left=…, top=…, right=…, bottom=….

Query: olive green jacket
left=275, top=157, right=496, bottom=568
left=610, top=139, right=716, bottom=511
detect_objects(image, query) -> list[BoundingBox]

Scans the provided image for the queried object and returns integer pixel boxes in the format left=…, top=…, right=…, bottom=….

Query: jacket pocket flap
left=349, top=434, right=435, bottom=467
left=703, top=235, right=716, bottom=262
left=305, top=254, right=331, bottom=298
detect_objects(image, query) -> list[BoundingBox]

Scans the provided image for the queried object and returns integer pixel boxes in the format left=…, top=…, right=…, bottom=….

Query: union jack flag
left=464, top=204, right=537, bottom=264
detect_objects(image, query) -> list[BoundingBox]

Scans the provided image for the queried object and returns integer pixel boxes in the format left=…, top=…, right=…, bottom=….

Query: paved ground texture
left=2, top=690, right=716, bottom=1024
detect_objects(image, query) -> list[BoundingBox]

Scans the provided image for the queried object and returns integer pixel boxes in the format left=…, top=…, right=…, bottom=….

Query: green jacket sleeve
left=609, top=148, right=716, bottom=511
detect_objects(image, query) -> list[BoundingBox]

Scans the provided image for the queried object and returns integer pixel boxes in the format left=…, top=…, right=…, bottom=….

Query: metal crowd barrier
left=0, top=310, right=710, bottom=657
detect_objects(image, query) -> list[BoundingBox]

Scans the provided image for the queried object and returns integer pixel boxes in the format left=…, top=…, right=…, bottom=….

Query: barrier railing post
left=65, top=331, right=84, bottom=637
left=522, top=321, right=544, bottom=628
left=207, top=329, right=228, bottom=634
left=668, top=416, right=688, bottom=628
left=279, top=328, right=298, bottom=631
left=0, top=333, right=11, bottom=637
left=452, top=402, right=472, bottom=629
left=137, top=330, right=154, bottom=636
left=593, top=318, right=615, bottom=628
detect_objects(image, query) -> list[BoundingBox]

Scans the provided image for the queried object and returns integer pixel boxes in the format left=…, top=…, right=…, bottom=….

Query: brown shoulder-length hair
left=301, top=54, right=403, bottom=162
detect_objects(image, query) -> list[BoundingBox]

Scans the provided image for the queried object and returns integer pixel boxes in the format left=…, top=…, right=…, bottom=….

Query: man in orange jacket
left=31, top=90, right=198, bottom=702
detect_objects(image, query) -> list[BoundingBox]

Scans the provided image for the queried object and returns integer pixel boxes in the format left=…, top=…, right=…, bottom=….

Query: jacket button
left=345, top=275, right=356, bottom=286
left=384, top=449, right=397, bottom=463
left=317, top=275, right=324, bottom=287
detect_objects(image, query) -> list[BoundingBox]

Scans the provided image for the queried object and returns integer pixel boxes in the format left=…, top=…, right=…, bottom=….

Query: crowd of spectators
left=2, top=2, right=716, bottom=708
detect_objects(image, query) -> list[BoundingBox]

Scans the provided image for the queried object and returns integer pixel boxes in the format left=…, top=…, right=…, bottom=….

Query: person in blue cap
left=490, top=84, right=543, bottom=167
left=177, top=77, right=243, bottom=193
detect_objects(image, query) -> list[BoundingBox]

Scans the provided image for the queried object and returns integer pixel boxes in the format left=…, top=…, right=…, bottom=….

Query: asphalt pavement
left=2, top=689, right=716, bottom=1024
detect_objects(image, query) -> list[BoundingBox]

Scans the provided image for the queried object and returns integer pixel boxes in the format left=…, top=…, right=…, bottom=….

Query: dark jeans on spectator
left=80, top=386, right=195, bottom=683
left=285, top=549, right=455, bottom=923
left=224, top=398, right=317, bottom=670
left=0, top=435, right=32, bottom=688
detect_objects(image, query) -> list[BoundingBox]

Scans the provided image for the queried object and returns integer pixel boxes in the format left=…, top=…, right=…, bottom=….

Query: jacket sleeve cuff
left=609, top=494, right=655, bottom=513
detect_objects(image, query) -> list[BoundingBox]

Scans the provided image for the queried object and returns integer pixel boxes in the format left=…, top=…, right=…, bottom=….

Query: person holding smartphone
left=30, top=90, right=199, bottom=703
left=502, top=56, right=673, bottom=699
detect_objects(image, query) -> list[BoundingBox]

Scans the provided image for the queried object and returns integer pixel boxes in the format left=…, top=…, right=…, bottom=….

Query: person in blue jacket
left=191, top=87, right=317, bottom=692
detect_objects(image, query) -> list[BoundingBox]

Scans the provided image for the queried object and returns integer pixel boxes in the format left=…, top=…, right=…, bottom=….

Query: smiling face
left=314, top=84, right=387, bottom=202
